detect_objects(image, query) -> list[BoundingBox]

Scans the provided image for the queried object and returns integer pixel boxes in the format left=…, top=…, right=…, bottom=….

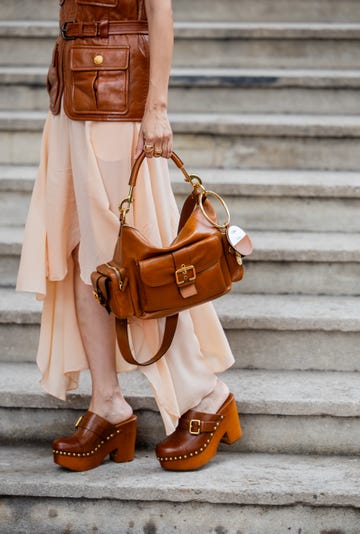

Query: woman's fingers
left=140, top=108, right=173, bottom=159
left=153, top=145, right=162, bottom=157
left=144, top=142, right=155, bottom=157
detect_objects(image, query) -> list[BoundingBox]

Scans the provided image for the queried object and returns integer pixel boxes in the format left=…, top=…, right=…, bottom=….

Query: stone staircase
left=1, top=1, right=360, bottom=532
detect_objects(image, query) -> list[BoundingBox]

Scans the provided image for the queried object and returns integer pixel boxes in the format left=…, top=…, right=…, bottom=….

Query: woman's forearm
left=144, top=0, right=174, bottom=110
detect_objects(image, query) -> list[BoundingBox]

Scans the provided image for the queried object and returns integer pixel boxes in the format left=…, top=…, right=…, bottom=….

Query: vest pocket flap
left=138, top=235, right=224, bottom=288
left=70, top=46, right=129, bottom=71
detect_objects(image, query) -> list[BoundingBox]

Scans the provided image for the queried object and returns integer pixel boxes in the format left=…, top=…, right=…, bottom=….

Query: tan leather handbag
left=91, top=152, right=252, bottom=366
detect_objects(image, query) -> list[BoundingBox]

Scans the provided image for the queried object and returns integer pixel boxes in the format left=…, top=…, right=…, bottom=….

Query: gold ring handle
left=198, top=190, right=230, bottom=229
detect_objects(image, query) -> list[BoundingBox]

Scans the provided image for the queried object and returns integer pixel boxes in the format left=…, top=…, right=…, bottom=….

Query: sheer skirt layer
left=16, top=106, right=235, bottom=434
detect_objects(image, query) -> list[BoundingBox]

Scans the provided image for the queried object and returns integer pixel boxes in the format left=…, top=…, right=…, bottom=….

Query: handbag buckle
left=175, top=264, right=196, bottom=286
left=189, top=419, right=201, bottom=435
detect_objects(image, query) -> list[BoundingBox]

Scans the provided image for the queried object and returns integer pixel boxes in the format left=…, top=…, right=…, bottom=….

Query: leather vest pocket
left=65, top=45, right=129, bottom=117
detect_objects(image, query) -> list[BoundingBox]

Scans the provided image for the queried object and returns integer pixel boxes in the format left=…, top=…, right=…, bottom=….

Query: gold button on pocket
left=93, top=54, right=104, bottom=65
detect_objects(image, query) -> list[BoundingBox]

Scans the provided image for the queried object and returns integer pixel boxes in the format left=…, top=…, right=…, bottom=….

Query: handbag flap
left=70, top=46, right=129, bottom=71
left=138, top=234, right=223, bottom=288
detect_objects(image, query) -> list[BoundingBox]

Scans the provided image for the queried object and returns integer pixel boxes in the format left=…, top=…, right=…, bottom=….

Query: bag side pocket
left=222, top=234, right=244, bottom=282
left=92, top=263, right=134, bottom=319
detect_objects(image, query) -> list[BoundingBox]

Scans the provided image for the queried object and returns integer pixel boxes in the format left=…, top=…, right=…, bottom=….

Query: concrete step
left=4, top=0, right=360, bottom=22
left=174, top=22, right=360, bottom=69
left=2, top=226, right=360, bottom=296
left=2, top=165, right=360, bottom=232
left=2, top=289, right=360, bottom=373
left=1, top=362, right=360, bottom=456
left=3, top=67, right=360, bottom=115
left=2, top=21, right=360, bottom=69
left=241, top=231, right=360, bottom=296
left=177, top=0, right=360, bottom=23
left=2, top=0, right=360, bottom=23
left=172, top=167, right=360, bottom=232
left=1, top=446, right=360, bottom=534
left=1, top=111, right=360, bottom=169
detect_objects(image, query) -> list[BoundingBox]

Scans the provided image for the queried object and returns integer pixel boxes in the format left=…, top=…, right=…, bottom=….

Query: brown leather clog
left=52, top=411, right=137, bottom=471
left=155, top=393, right=242, bottom=471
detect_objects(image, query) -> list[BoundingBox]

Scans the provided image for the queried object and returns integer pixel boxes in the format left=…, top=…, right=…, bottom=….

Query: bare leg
left=72, top=247, right=133, bottom=424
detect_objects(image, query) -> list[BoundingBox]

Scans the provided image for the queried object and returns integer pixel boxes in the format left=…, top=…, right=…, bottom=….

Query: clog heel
left=52, top=411, right=137, bottom=471
left=156, top=393, right=241, bottom=471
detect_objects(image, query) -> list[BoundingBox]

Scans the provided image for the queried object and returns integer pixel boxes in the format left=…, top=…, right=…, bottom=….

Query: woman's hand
left=135, top=104, right=173, bottom=159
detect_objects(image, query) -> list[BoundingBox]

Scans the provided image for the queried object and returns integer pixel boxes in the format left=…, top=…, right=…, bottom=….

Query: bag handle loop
left=119, top=151, right=230, bottom=229
left=119, top=151, right=200, bottom=223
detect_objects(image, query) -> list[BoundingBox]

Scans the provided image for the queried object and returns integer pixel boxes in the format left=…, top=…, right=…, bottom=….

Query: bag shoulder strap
left=115, top=314, right=179, bottom=366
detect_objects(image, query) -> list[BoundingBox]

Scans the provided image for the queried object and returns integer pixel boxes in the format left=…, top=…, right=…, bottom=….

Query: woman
left=16, top=0, right=241, bottom=471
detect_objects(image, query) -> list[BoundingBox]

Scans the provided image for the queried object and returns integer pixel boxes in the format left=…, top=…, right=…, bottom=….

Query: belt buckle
left=61, top=22, right=76, bottom=40
left=175, top=264, right=196, bottom=286
left=189, top=419, right=201, bottom=435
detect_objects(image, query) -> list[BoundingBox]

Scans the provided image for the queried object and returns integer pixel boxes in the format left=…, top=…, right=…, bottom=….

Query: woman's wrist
left=145, top=101, right=168, bottom=113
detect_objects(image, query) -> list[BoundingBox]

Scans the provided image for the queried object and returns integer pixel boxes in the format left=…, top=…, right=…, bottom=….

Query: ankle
left=89, top=388, right=133, bottom=424
left=193, top=380, right=230, bottom=414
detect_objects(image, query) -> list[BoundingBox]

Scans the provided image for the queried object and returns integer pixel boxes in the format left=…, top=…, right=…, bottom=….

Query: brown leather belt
left=61, top=20, right=148, bottom=40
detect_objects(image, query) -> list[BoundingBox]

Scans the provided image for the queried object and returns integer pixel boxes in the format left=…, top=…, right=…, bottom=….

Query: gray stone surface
left=3, top=164, right=360, bottom=197
left=3, top=227, right=360, bottom=294
left=3, top=66, right=360, bottom=114
left=0, top=288, right=41, bottom=323
left=0, top=323, right=38, bottom=362
left=172, top=167, right=360, bottom=198
left=229, top=329, right=360, bottom=372
left=1, top=446, right=360, bottom=508
left=216, top=293, right=360, bottom=331
left=1, top=497, right=360, bottom=534
left=3, top=359, right=360, bottom=454
left=3, top=405, right=360, bottom=455
left=250, top=231, right=360, bottom=261
left=3, top=239, right=360, bottom=296
left=3, top=0, right=360, bottom=23
left=3, top=110, right=360, bottom=137
left=240, top=260, right=360, bottom=296
left=0, top=164, right=36, bottom=191
left=1, top=362, right=360, bottom=418
left=2, top=21, right=360, bottom=68
left=2, top=289, right=360, bottom=371
left=2, top=323, right=360, bottom=374
left=218, top=196, right=360, bottom=233
left=3, top=20, right=360, bottom=39
left=3, top=289, right=360, bottom=332
left=2, top=112, right=360, bottom=169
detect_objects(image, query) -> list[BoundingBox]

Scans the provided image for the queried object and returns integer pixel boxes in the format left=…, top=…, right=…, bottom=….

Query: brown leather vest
left=48, top=0, right=149, bottom=121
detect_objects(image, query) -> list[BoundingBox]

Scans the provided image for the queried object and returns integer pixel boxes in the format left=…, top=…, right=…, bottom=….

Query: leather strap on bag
left=129, top=151, right=185, bottom=188
left=119, top=152, right=191, bottom=224
left=115, top=315, right=179, bottom=366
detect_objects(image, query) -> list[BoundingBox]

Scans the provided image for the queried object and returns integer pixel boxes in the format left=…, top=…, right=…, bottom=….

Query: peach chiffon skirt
left=16, top=105, right=234, bottom=434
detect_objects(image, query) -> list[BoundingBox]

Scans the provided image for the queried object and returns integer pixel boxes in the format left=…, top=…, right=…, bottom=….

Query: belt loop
left=98, top=20, right=109, bottom=38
